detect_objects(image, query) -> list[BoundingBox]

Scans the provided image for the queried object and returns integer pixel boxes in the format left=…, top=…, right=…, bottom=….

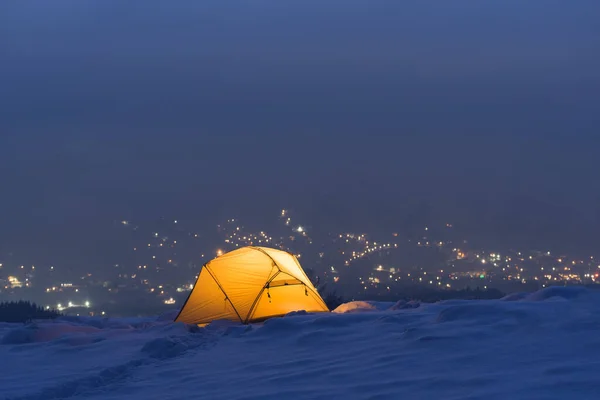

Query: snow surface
left=2, top=286, right=600, bottom=400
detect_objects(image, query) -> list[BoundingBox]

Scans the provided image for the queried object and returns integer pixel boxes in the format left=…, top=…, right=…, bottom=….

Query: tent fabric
left=175, top=246, right=329, bottom=325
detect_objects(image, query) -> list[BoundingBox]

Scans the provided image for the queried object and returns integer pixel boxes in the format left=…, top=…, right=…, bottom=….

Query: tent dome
left=174, top=246, right=329, bottom=325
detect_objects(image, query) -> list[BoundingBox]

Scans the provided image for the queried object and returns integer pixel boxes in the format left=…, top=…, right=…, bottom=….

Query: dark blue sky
left=1, top=1, right=599, bottom=267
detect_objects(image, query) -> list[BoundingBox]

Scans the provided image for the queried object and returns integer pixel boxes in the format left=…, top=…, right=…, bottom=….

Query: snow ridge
left=2, top=286, right=600, bottom=400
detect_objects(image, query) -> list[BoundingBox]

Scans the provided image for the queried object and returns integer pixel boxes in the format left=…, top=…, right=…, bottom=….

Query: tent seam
left=244, top=247, right=296, bottom=324
left=255, top=247, right=329, bottom=312
left=245, top=270, right=281, bottom=324
left=251, top=246, right=282, bottom=272
left=204, top=265, right=244, bottom=323
left=253, top=247, right=309, bottom=288
left=173, top=263, right=205, bottom=322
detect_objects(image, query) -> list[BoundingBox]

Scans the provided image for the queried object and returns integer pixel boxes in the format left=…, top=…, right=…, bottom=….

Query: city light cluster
left=2, top=210, right=600, bottom=317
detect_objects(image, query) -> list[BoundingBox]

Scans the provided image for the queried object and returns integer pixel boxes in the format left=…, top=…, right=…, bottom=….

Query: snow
left=2, top=286, right=600, bottom=400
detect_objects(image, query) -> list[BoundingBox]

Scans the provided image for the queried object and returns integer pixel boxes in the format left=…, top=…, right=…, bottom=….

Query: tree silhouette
left=304, top=268, right=345, bottom=310
left=0, top=300, right=62, bottom=323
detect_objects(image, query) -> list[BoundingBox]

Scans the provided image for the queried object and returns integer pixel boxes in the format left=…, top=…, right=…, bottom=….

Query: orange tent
left=175, top=246, right=329, bottom=325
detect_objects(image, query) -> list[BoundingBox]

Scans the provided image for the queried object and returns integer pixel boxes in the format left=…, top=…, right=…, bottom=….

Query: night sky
left=1, top=1, right=599, bottom=268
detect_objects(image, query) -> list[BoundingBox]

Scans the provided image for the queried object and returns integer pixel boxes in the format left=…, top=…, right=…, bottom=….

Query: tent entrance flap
left=174, top=246, right=329, bottom=325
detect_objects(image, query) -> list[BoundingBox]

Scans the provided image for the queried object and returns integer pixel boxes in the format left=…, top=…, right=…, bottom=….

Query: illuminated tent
left=175, top=246, right=329, bottom=325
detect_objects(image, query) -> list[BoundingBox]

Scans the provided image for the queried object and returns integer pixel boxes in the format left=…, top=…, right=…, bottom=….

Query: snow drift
left=2, top=286, right=600, bottom=400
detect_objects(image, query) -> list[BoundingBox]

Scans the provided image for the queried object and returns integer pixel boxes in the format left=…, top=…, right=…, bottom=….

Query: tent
left=174, top=246, right=329, bottom=325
